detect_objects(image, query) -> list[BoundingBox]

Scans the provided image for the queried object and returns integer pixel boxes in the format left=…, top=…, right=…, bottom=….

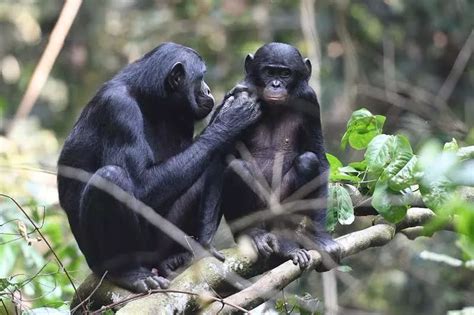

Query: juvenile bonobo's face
left=245, top=43, right=312, bottom=106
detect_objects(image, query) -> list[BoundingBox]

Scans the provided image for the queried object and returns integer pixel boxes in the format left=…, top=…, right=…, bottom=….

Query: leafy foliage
left=327, top=109, right=474, bottom=253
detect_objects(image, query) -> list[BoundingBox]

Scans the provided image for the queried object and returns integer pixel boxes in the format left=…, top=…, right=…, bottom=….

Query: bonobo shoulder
left=98, top=84, right=141, bottom=116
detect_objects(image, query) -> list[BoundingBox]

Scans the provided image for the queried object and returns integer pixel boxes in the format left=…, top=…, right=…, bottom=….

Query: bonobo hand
left=211, top=90, right=261, bottom=139
left=287, top=248, right=312, bottom=269
left=225, top=83, right=252, bottom=99
left=250, top=231, right=280, bottom=258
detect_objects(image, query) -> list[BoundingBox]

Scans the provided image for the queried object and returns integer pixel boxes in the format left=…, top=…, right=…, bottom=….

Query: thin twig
left=7, top=0, right=83, bottom=136
left=434, top=30, right=474, bottom=108
left=70, top=271, right=108, bottom=314
left=0, top=194, right=86, bottom=313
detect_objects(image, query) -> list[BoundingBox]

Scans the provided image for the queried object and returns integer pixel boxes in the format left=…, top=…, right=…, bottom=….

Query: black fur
left=57, top=42, right=260, bottom=292
left=198, top=43, right=340, bottom=270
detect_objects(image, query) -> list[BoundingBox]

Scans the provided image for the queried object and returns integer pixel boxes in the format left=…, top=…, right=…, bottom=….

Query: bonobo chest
left=240, top=109, right=303, bottom=172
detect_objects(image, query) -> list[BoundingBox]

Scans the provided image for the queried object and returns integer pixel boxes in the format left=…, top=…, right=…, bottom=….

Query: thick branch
left=107, top=208, right=440, bottom=314
left=203, top=208, right=436, bottom=313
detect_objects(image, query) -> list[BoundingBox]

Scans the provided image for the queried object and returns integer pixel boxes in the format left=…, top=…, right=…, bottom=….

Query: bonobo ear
left=304, top=58, right=312, bottom=76
left=244, top=54, right=254, bottom=74
left=167, top=62, right=185, bottom=90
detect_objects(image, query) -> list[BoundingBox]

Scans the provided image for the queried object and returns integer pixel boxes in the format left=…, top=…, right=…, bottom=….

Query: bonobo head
left=244, top=42, right=312, bottom=106
left=126, top=42, right=215, bottom=120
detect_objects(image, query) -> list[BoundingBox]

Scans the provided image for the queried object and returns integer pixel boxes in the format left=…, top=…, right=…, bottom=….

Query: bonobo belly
left=222, top=148, right=298, bottom=222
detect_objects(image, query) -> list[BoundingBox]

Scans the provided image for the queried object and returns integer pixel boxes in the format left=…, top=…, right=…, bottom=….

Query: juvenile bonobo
left=57, top=42, right=260, bottom=293
left=198, top=43, right=340, bottom=270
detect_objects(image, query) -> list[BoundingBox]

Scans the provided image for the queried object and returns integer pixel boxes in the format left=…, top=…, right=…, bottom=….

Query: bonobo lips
left=263, top=90, right=288, bottom=105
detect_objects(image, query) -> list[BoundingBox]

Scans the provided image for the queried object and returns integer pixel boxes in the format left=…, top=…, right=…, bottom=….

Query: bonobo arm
left=101, top=89, right=260, bottom=208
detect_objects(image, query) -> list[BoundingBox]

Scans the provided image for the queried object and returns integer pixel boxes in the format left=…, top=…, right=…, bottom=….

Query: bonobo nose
left=271, top=80, right=281, bottom=88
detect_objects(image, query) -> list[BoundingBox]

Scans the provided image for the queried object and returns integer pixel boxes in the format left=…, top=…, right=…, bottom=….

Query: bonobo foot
left=314, top=236, right=342, bottom=272
left=203, top=244, right=226, bottom=262
left=250, top=231, right=280, bottom=258
left=286, top=248, right=312, bottom=269
left=108, top=267, right=170, bottom=293
left=159, top=252, right=193, bottom=278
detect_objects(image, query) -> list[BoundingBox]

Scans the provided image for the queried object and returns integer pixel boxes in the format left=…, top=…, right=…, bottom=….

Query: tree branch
left=70, top=207, right=448, bottom=314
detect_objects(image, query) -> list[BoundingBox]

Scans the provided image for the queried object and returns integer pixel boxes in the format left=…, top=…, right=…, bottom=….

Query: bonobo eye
left=265, top=67, right=277, bottom=76
left=280, top=69, right=291, bottom=78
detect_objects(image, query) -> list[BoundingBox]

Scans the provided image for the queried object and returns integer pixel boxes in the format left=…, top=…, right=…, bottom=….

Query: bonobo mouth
left=263, top=94, right=288, bottom=105
left=263, top=88, right=288, bottom=105
left=193, top=98, right=215, bottom=119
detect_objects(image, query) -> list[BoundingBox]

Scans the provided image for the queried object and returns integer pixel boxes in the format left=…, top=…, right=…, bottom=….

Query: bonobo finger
left=303, top=250, right=312, bottom=265
left=153, top=276, right=170, bottom=289
left=221, top=96, right=235, bottom=111
left=209, top=247, right=226, bottom=262
left=268, top=235, right=280, bottom=252
left=133, top=279, right=148, bottom=293
left=299, top=252, right=310, bottom=269
left=231, top=84, right=250, bottom=95
left=256, top=240, right=273, bottom=257
left=296, top=252, right=305, bottom=267
left=144, top=277, right=160, bottom=290
left=291, top=253, right=298, bottom=265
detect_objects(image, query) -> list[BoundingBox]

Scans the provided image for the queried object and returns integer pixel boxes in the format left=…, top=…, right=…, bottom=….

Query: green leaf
left=365, top=134, right=394, bottom=173
left=419, top=178, right=453, bottom=212
left=365, top=134, right=413, bottom=176
left=382, top=154, right=418, bottom=191
left=458, top=146, right=474, bottom=161
left=326, top=153, right=343, bottom=170
left=327, top=184, right=355, bottom=231
left=341, top=108, right=386, bottom=150
left=0, top=278, right=12, bottom=291
left=371, top=181, right=409, bottom=223
left=330, top=173, right=361, bottom=183
left=443, top=138, right=459, bottom=152
left=349, top=160, right=368, bottom=171
left=326, top=153, right=361, bottom=183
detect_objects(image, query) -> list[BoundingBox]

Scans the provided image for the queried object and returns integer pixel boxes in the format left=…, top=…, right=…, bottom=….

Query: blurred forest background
left=0, top=0, right=473, bottom=314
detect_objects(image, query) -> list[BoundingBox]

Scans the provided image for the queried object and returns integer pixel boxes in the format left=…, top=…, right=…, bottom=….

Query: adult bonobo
left=198, top=43, right=340, bottom=270
left=57, top=42, right=260, bottom=292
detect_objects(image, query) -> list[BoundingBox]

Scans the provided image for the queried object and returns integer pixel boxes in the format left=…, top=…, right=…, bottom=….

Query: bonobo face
left=166, top=56, right=215, bottom=120
left=245, top=42, right=312, bottom=106
left=192, top=76, right=215, bottom=120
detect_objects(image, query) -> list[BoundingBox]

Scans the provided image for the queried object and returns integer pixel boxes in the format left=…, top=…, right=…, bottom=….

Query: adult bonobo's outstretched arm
left=57, top=42, right=260, bottom=293
left=100, top=85, right=260, bottom=209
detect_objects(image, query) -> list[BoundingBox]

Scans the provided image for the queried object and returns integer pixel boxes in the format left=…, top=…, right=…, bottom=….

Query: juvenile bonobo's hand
left=211, top=90, right=261, bottom=139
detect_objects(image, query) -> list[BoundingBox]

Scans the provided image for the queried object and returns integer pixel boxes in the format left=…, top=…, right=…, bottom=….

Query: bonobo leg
left=307, top=210, right=341, bottom=271
left=294, top=151, right=341, bottom=270
left=196, top=157, right=226, bottom=261
left=223, top=158, right=277, bottom=257
left=156, top=166, right=226, bottom=278
left=79, top=165, right=169, bottom=292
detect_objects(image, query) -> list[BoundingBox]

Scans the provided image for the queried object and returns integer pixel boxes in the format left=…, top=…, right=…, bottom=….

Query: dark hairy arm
left=101, top=89, right=260, bottom=208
